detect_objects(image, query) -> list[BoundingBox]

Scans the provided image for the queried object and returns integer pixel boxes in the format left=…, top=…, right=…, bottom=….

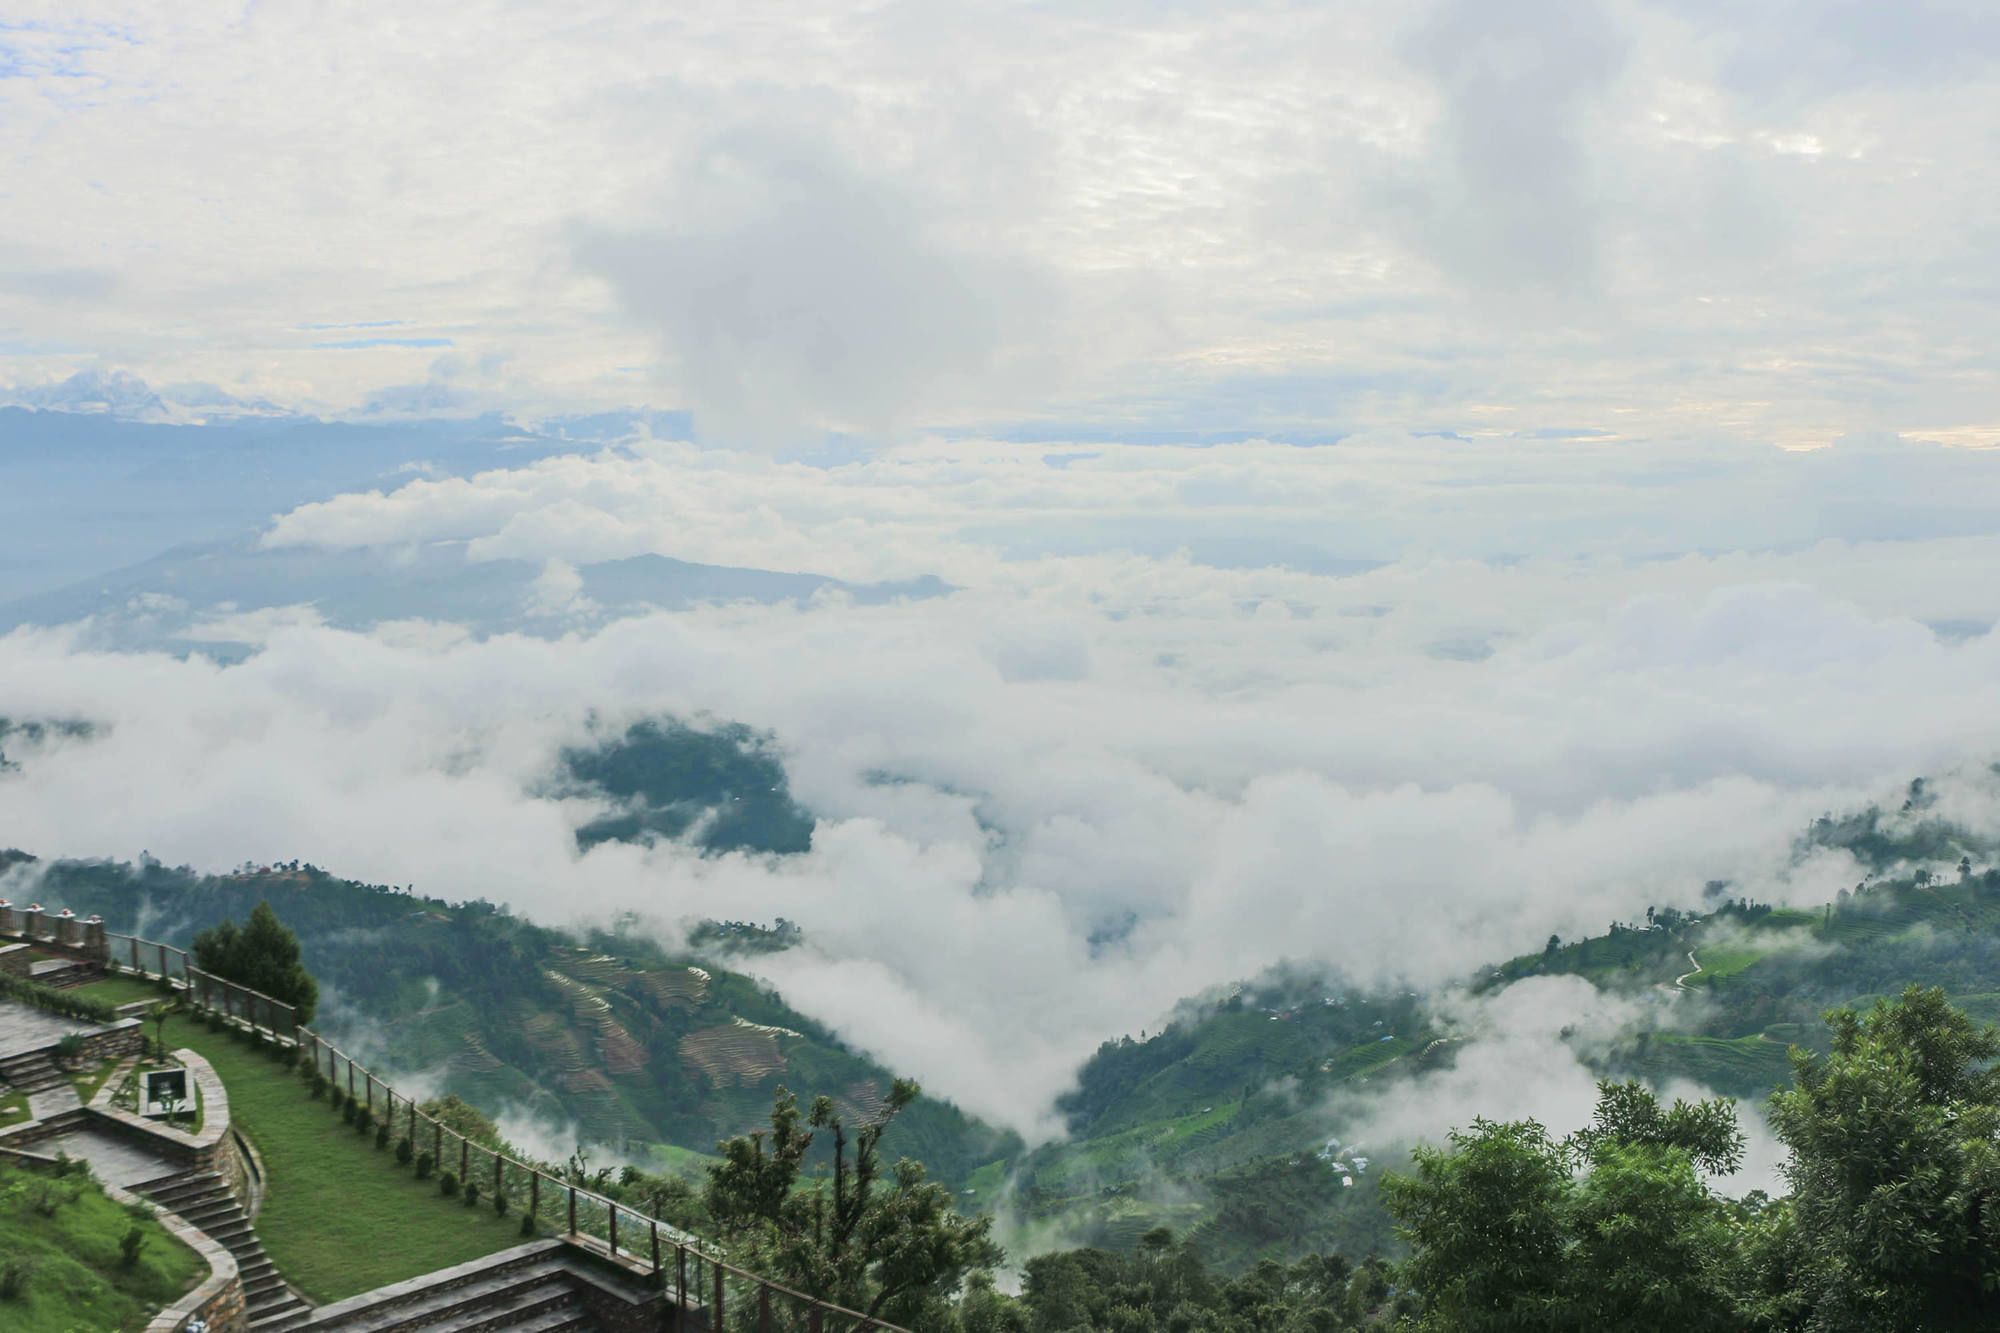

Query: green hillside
left=18, top=854, right=1016, bottom=1190
left=1004, top=785, right=2000, bottom=1270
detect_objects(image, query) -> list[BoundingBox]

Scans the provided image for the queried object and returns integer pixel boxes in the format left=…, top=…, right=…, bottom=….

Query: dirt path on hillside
left=1673, top=950, right=1704, bottom=991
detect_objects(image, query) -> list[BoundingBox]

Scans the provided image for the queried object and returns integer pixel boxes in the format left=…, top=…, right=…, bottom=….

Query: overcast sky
left=3, top=0, right=1997, bottom=446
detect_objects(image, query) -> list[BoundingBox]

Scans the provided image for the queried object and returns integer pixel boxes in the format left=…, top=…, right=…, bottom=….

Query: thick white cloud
left=2, top=1, right=1996, bottom=445
left=10, top=435, right=2000, bottom=1139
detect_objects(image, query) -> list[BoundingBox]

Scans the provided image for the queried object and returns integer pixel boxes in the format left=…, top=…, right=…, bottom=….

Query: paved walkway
left=25, top=1083, right=79, bottom=1121
left=38, top=1126, right=177, bottom=1187
left=0, top=1002, right=100, bottom=1059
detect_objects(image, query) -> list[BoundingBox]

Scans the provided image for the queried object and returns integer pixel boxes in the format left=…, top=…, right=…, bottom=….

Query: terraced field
left=679, top=1021, right=790, bottom=1086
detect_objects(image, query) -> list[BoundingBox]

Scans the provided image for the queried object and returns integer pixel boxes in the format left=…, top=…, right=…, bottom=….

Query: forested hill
left=997, top=775, right=2000, bottom=1271
left=1, top=850, right=1017, bottom=1187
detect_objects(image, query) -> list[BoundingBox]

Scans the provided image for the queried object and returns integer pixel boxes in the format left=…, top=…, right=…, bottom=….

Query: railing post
left=494, top=1152, right=502, bottom=1205
left=459, top=1136, right=468, bottom=1185
left=433, top=1118, right=441, bottom=1165
left=809, top=1304, right=823, bottom=1333
left=713, top=1263, right=724, bottom=1329
left=366, top=1072, right=374, bottom=1113
left=347, top=1059, right=355, bottom=1100
left=158, top=942, right=167, bottom=978
left=409, top=1098, right=417, bottom=1142
left=609, top=1203, right=618, bottom=1256
left=530, top=1170, right=540, bottom=1223
left=759, top=1283, right=772, bottom=1332
left=676, top=1246, right=687, bottom=1331
left=568, top=1186, right=577, bottom=1234
left=650, top=1220, right=660, bottom=1274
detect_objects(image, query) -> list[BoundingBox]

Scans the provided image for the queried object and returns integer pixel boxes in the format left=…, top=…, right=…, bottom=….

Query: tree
left=705, top=1080, right=1002, bottom=1328
left=1382, top=1082, right=1746, bottom=1332
left=191, top=901, right=318, bottom=1024
left=1766, top=986, right=2000, bottom=1329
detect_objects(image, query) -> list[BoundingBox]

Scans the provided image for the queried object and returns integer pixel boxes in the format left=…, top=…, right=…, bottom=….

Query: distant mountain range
left=0, top=533, right=947, bottom=654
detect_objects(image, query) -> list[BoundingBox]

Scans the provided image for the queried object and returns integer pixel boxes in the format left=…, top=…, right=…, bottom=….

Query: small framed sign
left=141, top=1067, right=191, bottom=1119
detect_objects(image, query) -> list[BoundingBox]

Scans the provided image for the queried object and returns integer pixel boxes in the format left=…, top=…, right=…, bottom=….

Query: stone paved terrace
left=0, top=1000, right=98, bottom=1059
left=43, top=1125, right=182, bottom=1188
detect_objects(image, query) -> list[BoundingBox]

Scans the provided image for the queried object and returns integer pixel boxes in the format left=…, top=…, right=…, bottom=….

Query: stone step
left=310, top=1263, right=575, bottom=1332
left=250, top=1304, right=314, bottom=1333
left=503, top=1305, right=594, bottom=1333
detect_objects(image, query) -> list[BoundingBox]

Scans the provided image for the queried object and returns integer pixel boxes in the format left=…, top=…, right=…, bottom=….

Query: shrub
left=396, top=1137, right=414, bottom=1167
left=0, top=973, right=117, bottom=1024
left=376, top=1123, right=391, bottom=1150
left=309, top=1070, right=327, bottom=1100
left=354, top=1106, right=374, bottom=1136
left=439, top=1171, right=459, bottom=1198
left=0, top=1257, right=31, bottom=1300
left=119, top=1226, right=146, bottom=1269
left=279, top=1043, right=299, bottom=1069
left=55, top=1032, right=87, bottom=1065
left=493, top=1189, right=508, bottom=1217
left=416, top=1151, right=435, bottom=1181
left=463, top=1181, right=481, bottom=1208
left=340, top=1098, right=357, bottom=1126
left=519, top=1210, right=536, bottom=1238
left=329, top=1085, right=345, bottom=1111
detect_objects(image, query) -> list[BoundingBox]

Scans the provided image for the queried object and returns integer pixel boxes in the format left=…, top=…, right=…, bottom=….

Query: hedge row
left=0, top=972, right=117, bottom=1024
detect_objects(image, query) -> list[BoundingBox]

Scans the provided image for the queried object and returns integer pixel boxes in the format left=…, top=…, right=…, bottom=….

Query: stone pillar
left=0, top=899, right=14, bottom=935
left=83, top=915, right=108, bottom=962
left=22, top=903, right=43, bottom=941
left=56, top=908, right=80, bottom=948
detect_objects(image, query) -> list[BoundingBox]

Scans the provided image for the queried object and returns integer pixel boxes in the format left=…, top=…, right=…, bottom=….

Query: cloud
left=1, top=3, right=1995, bottom=446
left=12, top=430, right=2000, bottom=1139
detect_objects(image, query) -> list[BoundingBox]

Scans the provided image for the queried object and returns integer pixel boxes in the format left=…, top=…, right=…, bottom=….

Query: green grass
left=0, top=1158, right=206, bottom=1331
left=0, top=1089, right=27, bottom=1127
left=75, top=973, right=173, bottom=1008
left=1684, top=947, right=1766, bottom=987
left=157, top=1015, right=523, bottom=1303
left=71, top=1056, right=123, bottom=1105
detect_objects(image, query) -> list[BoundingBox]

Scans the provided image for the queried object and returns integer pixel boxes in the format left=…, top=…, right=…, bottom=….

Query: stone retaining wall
left=86, top=1048, right=244, bottom=1193
left=99, top=1175, right=249, bottom=1333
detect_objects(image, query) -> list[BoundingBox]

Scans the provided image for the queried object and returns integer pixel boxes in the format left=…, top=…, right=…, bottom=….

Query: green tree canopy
left=706, top=1079, right=1002, bottom=1328
left=191, top=900, right=318, bottom=1025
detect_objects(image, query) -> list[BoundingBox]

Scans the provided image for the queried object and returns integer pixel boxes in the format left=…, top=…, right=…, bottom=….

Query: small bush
left=329, top=1085, right=345, bottom=1111
left=119, top=1226, right=146, bottom=1269
left=0, top=1256, right=32, bottom=1300
left=355, top=1106, right=374, bottom=1136
left=493, top=1190, right=508, bottom=1217
left=396, top=1137, right=414, bottom=1167
left=416, top=1151, right=435, bottom=1180
left=463, top=1181, right=481, bottom=1208
left=439, top=1171, right=459, bottom=1198
left=309, top=1070, right=327, bottom=1100
left=279, top=1044, right=299, bottom=1070
left=376, top=1123, right=392, bottom=1150
left=340, top=1099, right=357, bottom=1126
left=519, top=1210, right=536, bottom=1238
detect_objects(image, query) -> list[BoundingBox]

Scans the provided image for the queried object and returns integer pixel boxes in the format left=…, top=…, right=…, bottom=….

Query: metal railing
left=102, top=926, right=911, bottom=1332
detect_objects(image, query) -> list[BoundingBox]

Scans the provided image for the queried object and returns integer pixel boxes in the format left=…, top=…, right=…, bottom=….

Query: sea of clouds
left=4, top=430, right=2000, bottom=1142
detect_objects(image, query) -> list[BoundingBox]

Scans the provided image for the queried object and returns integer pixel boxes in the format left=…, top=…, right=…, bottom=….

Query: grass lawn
left=0, top=1088, right=27, bottom=1127
left=157, top=1015, right=524, bottom=1303
left=71, top=1056, right=123, bottom=1105
left=0, top=1157, right=206, bottom=1331
left=75, top=973, right=174, bottom=1008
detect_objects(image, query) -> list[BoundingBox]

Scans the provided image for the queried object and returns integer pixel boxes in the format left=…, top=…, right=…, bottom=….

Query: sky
left=3, top=2, right=2000, bottom=1148
left=2, top=0, right=1997, bottom=446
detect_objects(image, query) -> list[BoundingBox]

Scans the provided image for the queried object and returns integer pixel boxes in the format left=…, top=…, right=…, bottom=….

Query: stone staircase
left=304, top=1242, right=600, bottom=1331
left=26, top=957, right=98, bottom=989
left=0, top=1049, right=66, bottom=1096
left=136, top=1167, right=312, bottom=1331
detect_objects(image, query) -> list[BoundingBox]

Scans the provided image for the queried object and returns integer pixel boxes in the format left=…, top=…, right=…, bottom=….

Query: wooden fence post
left=713, top=1263, right=724, bottom=1329
left=530, top=1170, right=539, bottom=1223
left=609, top=1203, right=619, bottom=1256
left=433, top=1118, right=441, bottom=1165
left=459, top=1136, right=468, bottom=1185
left=493, top=1152, right=502, bottom=1205
left=650, top=1220, right=660, bottom=1274
left=759, top=1282, right=772, bottom=1332
left=568, top=1186, right=577, bottom=1234
left=676, top=1247, right=687, bottom=1332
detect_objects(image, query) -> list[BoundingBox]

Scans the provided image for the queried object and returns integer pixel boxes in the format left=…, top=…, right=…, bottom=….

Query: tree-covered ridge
left=10, top=853, right=1014, bottom=1189
left=561, top=716, right=816, bottom=857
